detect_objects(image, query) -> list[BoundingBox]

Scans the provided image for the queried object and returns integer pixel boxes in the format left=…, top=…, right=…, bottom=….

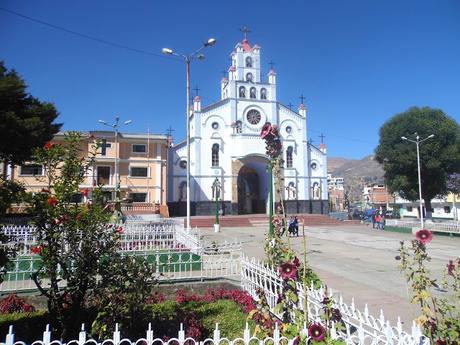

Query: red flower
left=47, top=196, right=58, bottom=207
left=308, top=323, right=326, bottom=342
left=278, top=262, right=298, bottom=280
left=81, top=188, right=89, bottom=197
left=261, top=122, right=273, bottom=139
left=44, top=142, right=55, bottom=150
left=116, top=226, right=123, bottom=233
left=436, top=340, right=447, bottom=345
left=31, top=246, right=41, bottom=255
left=415, top=229, right=433, bottom=245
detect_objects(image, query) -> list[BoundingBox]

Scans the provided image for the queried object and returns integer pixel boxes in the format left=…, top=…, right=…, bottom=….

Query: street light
left=401, top=133, right=434, bottom=228
left=98, top=116, right=132, bottom=208
left=162, top=38, right=217, bottom=231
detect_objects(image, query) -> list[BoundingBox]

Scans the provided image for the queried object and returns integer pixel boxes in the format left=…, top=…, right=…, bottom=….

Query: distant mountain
left=328, top=155, right=385, bottom=202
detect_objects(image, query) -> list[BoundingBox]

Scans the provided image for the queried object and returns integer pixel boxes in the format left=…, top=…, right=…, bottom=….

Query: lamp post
left=401, top=133, right=434, bottom=229
left=162, top=38, right=217, bottom=232
left=98, top=116, right=132, bottom=209
left=212, top=177, right=221, bottom=232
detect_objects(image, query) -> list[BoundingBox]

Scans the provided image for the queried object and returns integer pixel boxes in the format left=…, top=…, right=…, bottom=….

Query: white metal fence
left=240, top=257, right=429, bottom=345
left=0, top=221, right=241, bottom=293
left=1, top=322, right=338, bottom=345
left=386, top=219, right=460, bottom=234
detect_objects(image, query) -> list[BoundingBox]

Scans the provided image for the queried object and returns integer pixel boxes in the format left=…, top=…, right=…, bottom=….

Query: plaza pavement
left=198, top=222, right=460, bottom=328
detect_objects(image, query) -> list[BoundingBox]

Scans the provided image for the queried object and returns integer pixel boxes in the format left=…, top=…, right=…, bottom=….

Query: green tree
left=29, top=132, right=119, bottom=340
left=0, top=61, right=61, bottom=176
left=375, top=107, right=460, bottom=218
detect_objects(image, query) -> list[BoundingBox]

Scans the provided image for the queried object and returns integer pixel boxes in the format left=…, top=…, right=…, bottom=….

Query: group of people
left=280, top=215, right=300, bottom=237
left=372, top=211, right=386, bottom=230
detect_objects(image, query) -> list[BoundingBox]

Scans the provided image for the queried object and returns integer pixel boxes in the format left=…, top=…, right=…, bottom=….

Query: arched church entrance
left=232, top=155, right=269, bottom=215
left=237, top=167, right=262, bottom=214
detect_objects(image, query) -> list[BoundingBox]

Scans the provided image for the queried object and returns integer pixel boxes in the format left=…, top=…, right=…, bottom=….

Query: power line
left=0, top=7, right=179, bottom=62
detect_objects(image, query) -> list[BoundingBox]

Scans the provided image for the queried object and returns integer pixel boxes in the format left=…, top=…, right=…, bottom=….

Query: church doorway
left=237, top=166, right=265, bottom=214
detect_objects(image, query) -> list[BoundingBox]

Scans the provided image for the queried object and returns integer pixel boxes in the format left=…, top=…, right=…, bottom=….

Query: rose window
left=246, top=109, right=261, bottom=125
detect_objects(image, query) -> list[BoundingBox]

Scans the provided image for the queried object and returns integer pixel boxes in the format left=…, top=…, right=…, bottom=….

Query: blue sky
left=1, top=0, right=459, bottom=159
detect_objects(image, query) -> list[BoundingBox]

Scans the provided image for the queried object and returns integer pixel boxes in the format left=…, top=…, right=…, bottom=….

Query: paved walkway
left=199, top=222, right=460, bottom=327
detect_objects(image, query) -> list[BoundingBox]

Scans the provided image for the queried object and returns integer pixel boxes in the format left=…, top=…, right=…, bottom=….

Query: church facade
left=168, top=38, right=328, bottom=216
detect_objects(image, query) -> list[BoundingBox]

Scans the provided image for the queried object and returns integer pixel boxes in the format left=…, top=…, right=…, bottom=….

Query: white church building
left=168, top=37, right=328, bottom=216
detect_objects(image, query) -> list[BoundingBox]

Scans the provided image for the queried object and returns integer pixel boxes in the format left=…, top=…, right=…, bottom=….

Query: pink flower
left=47, top=196, right=58, bottom=207
left=116, top=226, right=123, bottom=233
left=272, top=216, right=282, bottom=228
left=278, top=262, right=298, bottom=280
left=308, top=323, right=326, bottom=342
left=415, top=229, right=433, bottom=245
left=293, top=257, right=300, bottom=267
left=447, top=260, right=455, bottom=276
left=261, top=122, right=273, bottom=139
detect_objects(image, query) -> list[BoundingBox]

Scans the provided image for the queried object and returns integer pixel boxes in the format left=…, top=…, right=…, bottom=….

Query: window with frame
left=286, top=146, right=293, bottom=168
left=407, top=206, right=413, bottom=212
left=20, top=164, right=43, bottom=176
left=245, top=56, right=253, bottom=67
left=444, top=206, right=451, bottom=213
left=100, top=139, right=111, bottom=156
left=130, top=193, right=147, bottom=202
left=130, top=167, right=148, bottom=177
left=239, top=86, right=246, bottom=98
left=212, top=144, right=219, bottom=167
left=132, top=144, right=146, bottom=153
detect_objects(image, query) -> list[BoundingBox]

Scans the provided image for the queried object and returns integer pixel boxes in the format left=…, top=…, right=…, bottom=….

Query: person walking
left=379, top=214, right=386, bottom=230
left=375, top=212, right=381, bottom=230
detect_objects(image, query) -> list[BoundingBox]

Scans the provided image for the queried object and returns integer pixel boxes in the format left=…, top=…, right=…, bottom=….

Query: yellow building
left=9, top=131, right=169, bottom=214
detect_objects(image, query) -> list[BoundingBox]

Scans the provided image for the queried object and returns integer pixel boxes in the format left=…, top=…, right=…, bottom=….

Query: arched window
left=178, top=181, right=187, bottom=201
left=246, top=72, right=253, bottom=82
left=250, top=87, right=256, bottom=99
left=246, top=56, right=253, bottom=67
left=260, top=88, right=267, bottom=100
left=286, top=146, right=293, bottom=168
left=239, top=86, right=246, bottom=98
left=212, top=144, right=219, bottom=167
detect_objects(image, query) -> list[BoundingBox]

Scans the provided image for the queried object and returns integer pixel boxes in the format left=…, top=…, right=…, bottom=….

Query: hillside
left=328, top=155, right=385, bottom=202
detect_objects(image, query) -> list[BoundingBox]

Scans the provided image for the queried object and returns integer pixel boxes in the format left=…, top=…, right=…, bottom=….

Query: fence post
left=178, top=323, right=185, bottom=345
left=146, top=323, right=153, bottom=345
left=243, top=322, right=250, bottom=344
left=213, top=323, right=221, bottom=344
left=5, top=325, right=14, bottom=345
left=78, top=324, right=86, bottom=345
left=113, top=323, right=120, bottom=345
left=43, top=324, right=51, bottom=345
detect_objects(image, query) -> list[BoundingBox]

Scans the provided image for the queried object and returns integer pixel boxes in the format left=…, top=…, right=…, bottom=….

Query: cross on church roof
left=193, top=85, right=200, bottom=97
left=299, top=94, right=306, bottom=104
left=319, top=133, right=326, bottom=144
left=308, top=137, right=314, bottom=144
left=269, top=60, right=275, bottom=70
left=288, top=103, right=293, bottom=110
left=166, top=126, right=175, bottom=138
left=221, top=70, right=227, bottom=78
left=240, top=26, right=251, bottom=40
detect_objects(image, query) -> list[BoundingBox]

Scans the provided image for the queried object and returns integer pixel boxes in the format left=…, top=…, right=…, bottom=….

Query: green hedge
left=0, top=311, right=48, bottom=342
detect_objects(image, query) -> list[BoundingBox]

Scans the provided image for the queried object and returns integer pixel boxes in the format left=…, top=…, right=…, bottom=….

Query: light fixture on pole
left=162, top=38, right=217, bottom=232
left=401, top=133, right=434, bottom=229
left=98, top=116, right=132, bottom=209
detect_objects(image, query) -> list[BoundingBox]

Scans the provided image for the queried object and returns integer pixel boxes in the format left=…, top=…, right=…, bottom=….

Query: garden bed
left=0, top=284, right=254, bottom=342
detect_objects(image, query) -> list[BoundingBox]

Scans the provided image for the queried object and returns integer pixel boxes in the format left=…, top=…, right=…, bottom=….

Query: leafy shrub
left=0, top=294, right=35, bottom=313
left=0, top=311, right=48, bottom=342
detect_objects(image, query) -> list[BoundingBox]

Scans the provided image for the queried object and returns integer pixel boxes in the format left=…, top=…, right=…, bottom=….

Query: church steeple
left=230, top=27, right=261, bottom=83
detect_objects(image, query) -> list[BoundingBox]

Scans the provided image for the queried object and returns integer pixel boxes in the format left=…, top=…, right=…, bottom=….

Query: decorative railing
left=386, top=219, right=460, bottom=234
left=0, top=220, right=242, bottom=293
left=240, top=256, right=429, bottom=345
left=1, top=322, right=325, bottom=345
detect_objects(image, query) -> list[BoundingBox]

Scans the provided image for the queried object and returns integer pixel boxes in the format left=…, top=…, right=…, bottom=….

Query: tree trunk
left=424, top=198, right=432, bottom=220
